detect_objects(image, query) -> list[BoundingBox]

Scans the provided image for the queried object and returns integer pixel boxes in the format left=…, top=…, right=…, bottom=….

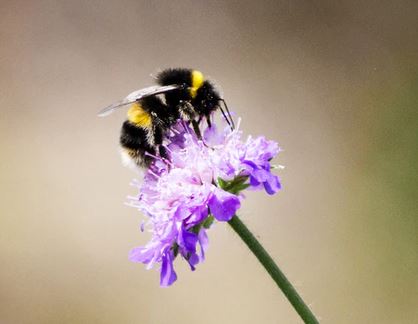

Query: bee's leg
left=159, top=146, right=168, bottom=160
left=177, top=102, right=210, bottom=147
left=206, top=114, right=212, bottom=128
left=193, top=119, right=213, bottom=149
left=178, top=101, right=197, bottom=121
left=191, top=119, right=203, bottom=141
left=177, top=101, right=202, bottom=140
left=153, top=126, right=169, bottom=160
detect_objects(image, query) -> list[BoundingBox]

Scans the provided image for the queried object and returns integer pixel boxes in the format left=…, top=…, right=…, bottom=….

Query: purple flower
left=127, top=119, right=281, bottom=286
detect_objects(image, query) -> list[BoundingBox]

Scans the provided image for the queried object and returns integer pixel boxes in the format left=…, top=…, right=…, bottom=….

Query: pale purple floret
left=208, top=187, right=241, bottom=221
left=127, top=120, right=281, bottom=286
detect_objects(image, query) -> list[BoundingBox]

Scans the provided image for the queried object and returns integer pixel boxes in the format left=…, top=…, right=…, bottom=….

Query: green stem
left=228, top=215, right=319, bottom=324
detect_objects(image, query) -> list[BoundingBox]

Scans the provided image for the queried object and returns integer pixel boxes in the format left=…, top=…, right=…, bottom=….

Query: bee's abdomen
left=120, top=121, right=155, bottom=167
left=120, top=121, right=150, bottom=149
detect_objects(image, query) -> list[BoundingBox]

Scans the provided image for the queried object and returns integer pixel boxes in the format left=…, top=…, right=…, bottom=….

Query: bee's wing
left=97, top=84, right=180, bottom=117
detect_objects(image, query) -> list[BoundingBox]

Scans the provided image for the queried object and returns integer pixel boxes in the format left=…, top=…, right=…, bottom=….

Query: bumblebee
left=98, top=68, right=234, bottom=168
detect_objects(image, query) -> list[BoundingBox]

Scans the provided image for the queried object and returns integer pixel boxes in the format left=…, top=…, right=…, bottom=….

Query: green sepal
left=189, top=224, right=201, bottom=234
left=217, top=175, right=250, bottom=194
left=217, top=177, right=228, bottom=190
left=172, top=243, right=179, bottom=257
left=229, top=183, right=250, bottom=194
left=202, top=214, right=215, bottom=229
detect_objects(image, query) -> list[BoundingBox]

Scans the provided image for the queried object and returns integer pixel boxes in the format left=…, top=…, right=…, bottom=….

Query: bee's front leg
left=177, top=101, right=197, bottom=121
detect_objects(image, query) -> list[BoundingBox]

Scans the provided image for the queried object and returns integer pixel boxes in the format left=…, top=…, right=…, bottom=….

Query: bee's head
left=192, top=79, right=221, bottom=116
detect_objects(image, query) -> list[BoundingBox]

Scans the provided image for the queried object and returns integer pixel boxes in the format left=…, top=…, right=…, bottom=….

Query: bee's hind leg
left=152, top=125, right=169, bottom=161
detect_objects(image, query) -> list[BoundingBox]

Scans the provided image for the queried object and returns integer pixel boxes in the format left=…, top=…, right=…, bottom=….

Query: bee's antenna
left=218, top=99, right=235, bottom=130
left=217, top=103, right=232, bottom=129
left=222, top=99, right=235, bottom=129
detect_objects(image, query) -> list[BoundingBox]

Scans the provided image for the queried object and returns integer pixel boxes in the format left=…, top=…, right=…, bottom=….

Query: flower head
left=127, top=120, right=281, bottom=286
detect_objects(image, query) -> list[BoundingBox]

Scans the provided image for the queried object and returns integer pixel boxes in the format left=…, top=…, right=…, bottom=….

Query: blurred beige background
left=1, top=1, right=417, bottom=323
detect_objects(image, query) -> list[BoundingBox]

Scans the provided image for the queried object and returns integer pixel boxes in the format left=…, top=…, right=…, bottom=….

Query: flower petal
left=178, top=229, right=198, bottom=252
left=208, top=187, right=241, bottom=221
left=160, top=251, right=177, bottom=287
left=264, top=174, right=281, bottom=195
left=198, top=228, right=209, bottom=262
left=129, top=246, right=154, bottom=264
